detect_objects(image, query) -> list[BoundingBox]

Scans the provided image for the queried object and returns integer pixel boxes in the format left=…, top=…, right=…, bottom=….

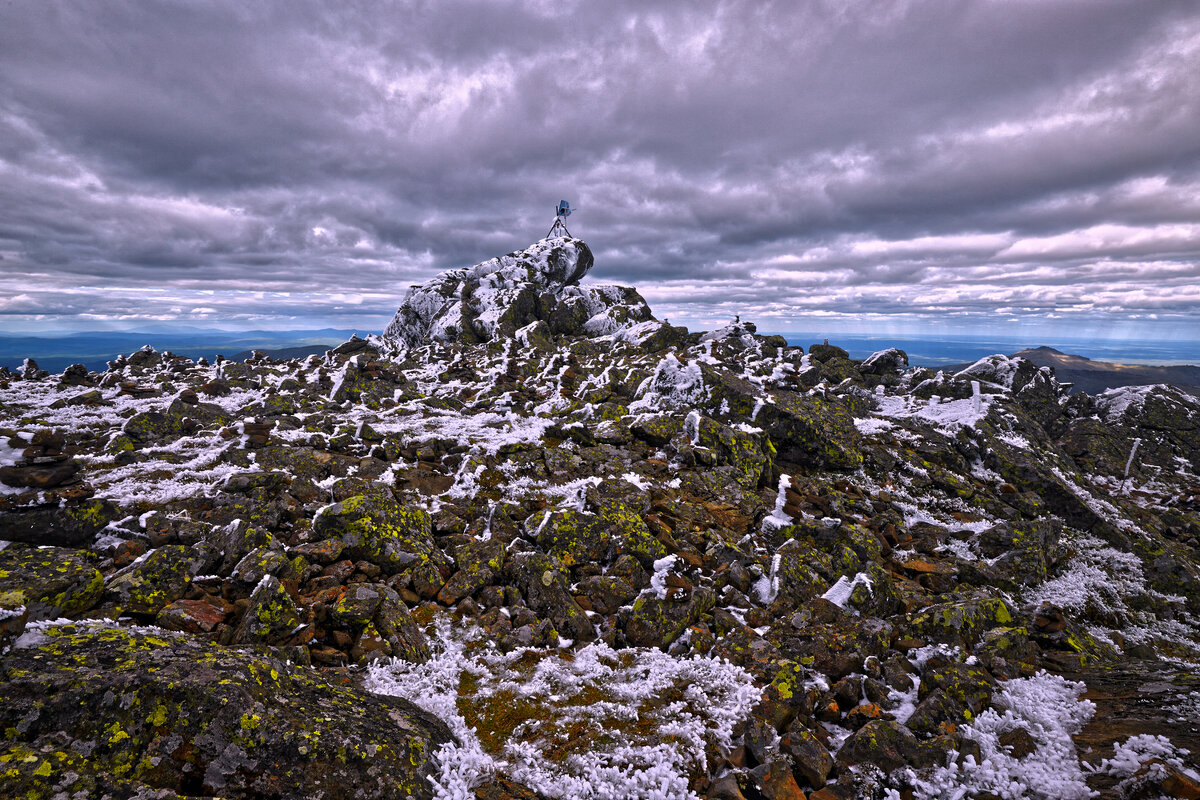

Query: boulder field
left=2, top=238, right=1200, bottom=799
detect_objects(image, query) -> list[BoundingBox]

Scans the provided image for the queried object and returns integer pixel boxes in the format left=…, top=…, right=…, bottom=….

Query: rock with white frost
left=383, top=236, right=656, bottom=348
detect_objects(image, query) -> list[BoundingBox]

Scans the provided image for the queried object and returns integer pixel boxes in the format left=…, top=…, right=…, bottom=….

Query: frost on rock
left=912, top=672, right=1096, bottom=800
left=630, top=354, right=706, bottom=412
left=365, top=617, right=758, bottom=800
left=821, top=572, right=873, bottom=610
left=382, top=237, right=656, bottom=349
left=1097, top=734, right=1200, bottom=797
left=1094, top=383, right=1198, bottom=425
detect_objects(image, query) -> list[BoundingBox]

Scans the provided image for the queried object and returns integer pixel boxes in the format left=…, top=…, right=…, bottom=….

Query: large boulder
left=762, top=391, right=863, bottom=471
left=0, top=543, right=104, bottom=622
left=0, top=498, right=116, bottom=547
left=103, top=544, right=217, bottom=616
left=0, top=623, right=452, bottom=799
left=312, top=488, right=446, bottom=575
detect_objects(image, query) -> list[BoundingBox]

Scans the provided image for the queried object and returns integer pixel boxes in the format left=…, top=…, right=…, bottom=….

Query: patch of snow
left=650, top=555, right=678, bottom=600
left=854, top=417, right=895, bottom=435
left=821, top=572, right=873, bottom=610
left=1095, top=384, right=1157, bottom=423
left=630, top=354, right=706, bottom=413
left=872, top=393, right=991, bottom=434
left=753, top=553, right=782, bottom=605
left=761, top=473, right=793, bottom=532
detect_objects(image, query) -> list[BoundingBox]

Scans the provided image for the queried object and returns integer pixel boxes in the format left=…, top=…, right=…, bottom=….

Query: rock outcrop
left=383, top=236, right=657, bottom=348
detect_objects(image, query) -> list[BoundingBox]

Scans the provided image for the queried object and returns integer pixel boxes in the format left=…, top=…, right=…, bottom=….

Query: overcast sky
left=2, top=1, right=1199, bottom=342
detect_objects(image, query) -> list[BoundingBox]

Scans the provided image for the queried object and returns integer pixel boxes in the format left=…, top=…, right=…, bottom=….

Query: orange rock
left=900, top=559, right=955, bottom=575
left=751, top=757, right=807, bottom=800
left=810, top=788, right=851, bottom=800
left=815, top=699, right=841, bottom=722
left=156, top=599, right=227, bottom=634
left=844, top=702, right=886, bottom=729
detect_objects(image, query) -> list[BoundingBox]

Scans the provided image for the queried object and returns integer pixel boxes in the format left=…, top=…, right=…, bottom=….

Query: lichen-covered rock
left=622, top=587, right=716, bottom=649
left=576, top=574, right=638, bottom=615
left=809, top=343, right=849, bottom=362
left=0, top=498, right=116, bottom=548
left=836, top=719, right=922, bottom=773
left=631, top=414, right=683, bottom=446
left=506, top=551, right=595, bottom=642
left=312, top=488, right=444, bottom=575
left=534, top=508, right=612, bottom=568
left=780, top=726, right=835, bottom=789
left=598, top=498, right=666, bottom=569
left=918, top=659, right=996, bottom=713
left=0, top=623, right=452, bottom=799
left=123, top=397, right=229, bottom=444
left=905, top=594, right=1016, bottom=651
left=104, top=544, right=216, bottom=616
left=329, top=582, right=429, bottom=663
left=0, top=543, right=104, bottom=621
left=695, top=415, right=773, bottom=489
left=233, top=575, right=303, bottom=645
left=975, top=519, right=1063, bottom=589
left=905, top=688, right=967, bottom=737
left=762, top=391, right=863, bottom=470
left=437, top=538, right=504, bottom=605
left=230, top=545, right=304, bottom=588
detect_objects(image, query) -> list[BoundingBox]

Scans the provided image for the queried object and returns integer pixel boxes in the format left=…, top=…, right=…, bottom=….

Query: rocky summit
left=2, top=237, right=1200, bottom=800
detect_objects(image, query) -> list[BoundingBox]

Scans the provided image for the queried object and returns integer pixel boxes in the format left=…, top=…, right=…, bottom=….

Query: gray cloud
left=1, top=0, right=1198, bottom=339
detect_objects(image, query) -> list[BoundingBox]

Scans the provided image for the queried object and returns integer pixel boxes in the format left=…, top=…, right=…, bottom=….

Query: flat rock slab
left=0, top=622, right=453, bottom=799
left=1063, top=661, right=1200, bottom=799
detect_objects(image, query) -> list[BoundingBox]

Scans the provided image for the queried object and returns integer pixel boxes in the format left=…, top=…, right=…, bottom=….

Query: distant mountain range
left=0, top=329, right=360, bottom=373
left=1008, top=346, right=1200, bottom=395
left=228, top=344, right=337, bottom=361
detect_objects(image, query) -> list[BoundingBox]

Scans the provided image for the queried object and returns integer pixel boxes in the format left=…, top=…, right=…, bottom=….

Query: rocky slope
left=2, top=237, right=1200, bottom=799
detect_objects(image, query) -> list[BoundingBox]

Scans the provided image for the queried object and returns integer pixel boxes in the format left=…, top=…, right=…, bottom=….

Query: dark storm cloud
left=1, top=0, right=1199, bottom=336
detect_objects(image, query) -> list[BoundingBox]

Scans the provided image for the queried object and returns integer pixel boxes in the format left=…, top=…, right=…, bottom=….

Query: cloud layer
left=2, top=1, right=1198, bottom=339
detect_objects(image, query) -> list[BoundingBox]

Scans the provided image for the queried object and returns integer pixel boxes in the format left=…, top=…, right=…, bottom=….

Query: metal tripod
left=545, top=217, right=572, bottom=239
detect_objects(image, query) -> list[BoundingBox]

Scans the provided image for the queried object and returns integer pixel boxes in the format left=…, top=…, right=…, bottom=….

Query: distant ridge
left=229, top=344, right=333, bottom=362
left=1011, top=346, right=1200, bottom=395
left=0, top=328, right=357, bottom=373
